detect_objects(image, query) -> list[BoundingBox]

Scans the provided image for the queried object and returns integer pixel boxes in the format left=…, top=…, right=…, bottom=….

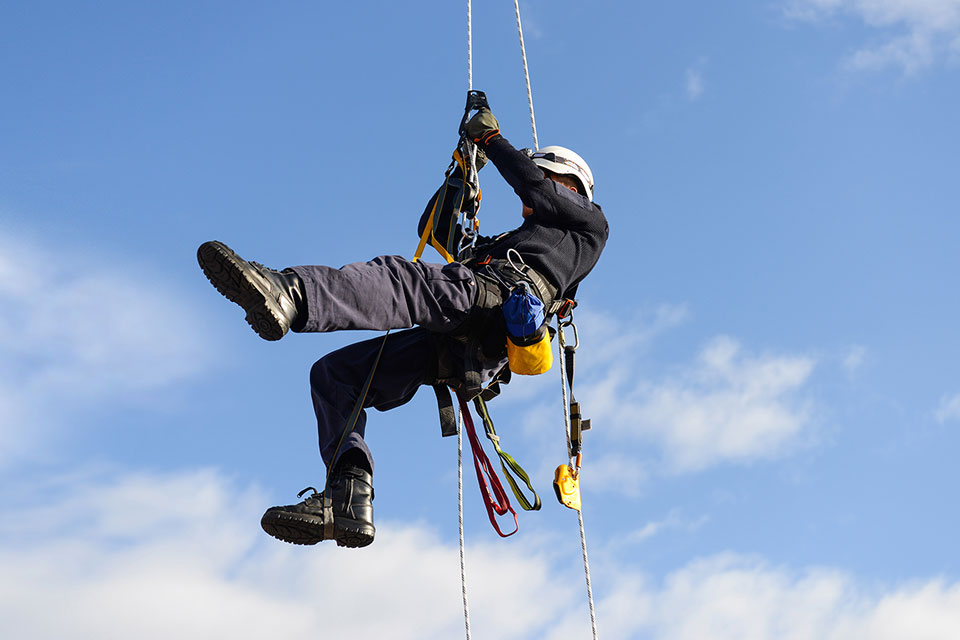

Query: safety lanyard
left=472, top=396, right=541, bottom=512
left=456, top=389, right=519, bottom=537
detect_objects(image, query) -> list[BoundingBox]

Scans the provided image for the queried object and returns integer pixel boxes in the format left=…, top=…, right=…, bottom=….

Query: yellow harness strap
left=413, top=148, right=478, bottom=264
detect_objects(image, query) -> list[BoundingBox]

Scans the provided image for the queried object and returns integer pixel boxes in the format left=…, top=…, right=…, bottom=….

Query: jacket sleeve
left=483, top=135, right=603, bottom=231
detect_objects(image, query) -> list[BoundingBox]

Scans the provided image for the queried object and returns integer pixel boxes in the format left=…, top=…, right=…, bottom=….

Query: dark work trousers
left=289, top=256, right=494, bottom=474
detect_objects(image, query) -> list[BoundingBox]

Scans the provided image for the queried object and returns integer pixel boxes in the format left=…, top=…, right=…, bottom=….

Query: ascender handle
left=459, top=90, right=490, bottom=136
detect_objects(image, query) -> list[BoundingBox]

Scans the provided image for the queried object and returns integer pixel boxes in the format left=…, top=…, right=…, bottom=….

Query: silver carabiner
left=557, top=317, right=579, bottom=351
left=458, top=224, right=478, bottom=256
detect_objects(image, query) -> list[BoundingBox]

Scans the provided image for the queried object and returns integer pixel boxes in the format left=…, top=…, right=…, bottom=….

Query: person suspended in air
left=197, top=102, right=608, bottom=548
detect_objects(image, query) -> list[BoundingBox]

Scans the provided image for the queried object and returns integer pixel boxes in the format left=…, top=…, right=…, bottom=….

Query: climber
left=196, top=104, right=608, bottom=548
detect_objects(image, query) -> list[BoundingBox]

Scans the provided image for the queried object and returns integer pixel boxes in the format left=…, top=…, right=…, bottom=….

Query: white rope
left=513, top=0, right=539, bottom=150
left=467, top=0, right=473, bottom=90
left=459, top=6, right=473, bottom=640
left=457, top=407, right=472, bottom=640
left=578, top=509, right=599, bottom=639
left=558, top=327, right=600, bottom=640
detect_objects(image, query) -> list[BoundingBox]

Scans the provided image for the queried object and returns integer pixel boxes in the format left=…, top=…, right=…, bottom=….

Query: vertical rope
left=457, top=0, right=476, bottom=577
left=558, top=330, right=600, bottom=640
left=578, top=509, right=599, bottom=638
left=513, top=0, right=539, bottom=149
left=460, top=4, right=473, bottom=639
left=457, top=407, right=472, bottom=639
left=467, top=0, right=473, bottom=90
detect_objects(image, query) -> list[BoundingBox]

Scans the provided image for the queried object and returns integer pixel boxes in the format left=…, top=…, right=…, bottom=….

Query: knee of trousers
left=309, top=357, right=341, bottom=404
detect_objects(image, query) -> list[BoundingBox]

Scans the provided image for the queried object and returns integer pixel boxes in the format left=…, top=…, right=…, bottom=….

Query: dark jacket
left=418, top=135, right=609, bottom=300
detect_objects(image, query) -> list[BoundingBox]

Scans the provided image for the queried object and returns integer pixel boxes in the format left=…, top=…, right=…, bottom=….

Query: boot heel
left=334, top=523, right=375, bottom=548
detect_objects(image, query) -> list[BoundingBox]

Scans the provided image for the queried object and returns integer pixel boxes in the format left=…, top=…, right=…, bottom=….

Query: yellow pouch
left=506, top=329, right=553, bottom=375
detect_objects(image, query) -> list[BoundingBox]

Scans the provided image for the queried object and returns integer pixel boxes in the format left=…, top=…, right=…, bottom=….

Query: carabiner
left=458, top=221, right=478, bottom=255
left=558, top=318, right=579, bottom=352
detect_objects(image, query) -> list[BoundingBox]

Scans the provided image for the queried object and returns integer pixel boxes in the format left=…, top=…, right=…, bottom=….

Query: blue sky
left=2, top=1, right=959, bottom=638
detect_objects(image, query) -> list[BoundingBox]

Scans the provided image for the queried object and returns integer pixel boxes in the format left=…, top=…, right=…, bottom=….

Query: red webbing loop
left=456, top=389, right=518, bottom=537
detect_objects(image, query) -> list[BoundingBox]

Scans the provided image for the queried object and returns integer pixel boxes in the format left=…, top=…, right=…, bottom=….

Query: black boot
left=260, top=465, right=375, bottom=548
left=197, top=240, right=306, bottom=341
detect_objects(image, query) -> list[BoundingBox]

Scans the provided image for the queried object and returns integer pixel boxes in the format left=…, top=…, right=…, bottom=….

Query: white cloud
left=935, top=392, right=960, bottom=422
left=786, top=0, right=960, bottom=73
left=629, top=554, right=960, bottom=640
left=622, top=509, right=709, bottom=544
left=518, top=1, right=544, bottom=40
left=0, top=229, right=213, bottom=464
left=842, top=344, right=867, bottom=373
left=590, top=334, right=817, bottom=473
left=0, top=468, right=578, bottom=640
left=3, top=469, right=960, bottom=640
left=685, top=66, right=705, bottom=100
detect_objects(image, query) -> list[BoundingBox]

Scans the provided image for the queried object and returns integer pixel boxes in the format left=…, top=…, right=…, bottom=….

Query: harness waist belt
left=481, top=260, right=558, bottom=311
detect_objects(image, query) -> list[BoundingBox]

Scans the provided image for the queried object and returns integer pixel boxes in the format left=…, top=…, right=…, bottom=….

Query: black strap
left=434, top=384, right=459, bottom=438
left=564, top=342, right=591, bottom=456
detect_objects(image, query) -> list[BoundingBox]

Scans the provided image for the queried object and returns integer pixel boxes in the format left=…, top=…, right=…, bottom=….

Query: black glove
left=464, top=109, right=500, bottom=145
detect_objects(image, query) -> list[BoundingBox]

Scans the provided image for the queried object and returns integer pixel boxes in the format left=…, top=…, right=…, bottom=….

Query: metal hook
left=558, top=319, right=579, bottom=351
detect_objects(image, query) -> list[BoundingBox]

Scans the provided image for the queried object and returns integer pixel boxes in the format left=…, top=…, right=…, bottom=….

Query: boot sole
left=260, top=511, right=375, bottom=548
left=333, top=519, right=376, bottom=549
left=260, top=511, right=325, bottom=545
left=196, top=241, right=287, bottom=341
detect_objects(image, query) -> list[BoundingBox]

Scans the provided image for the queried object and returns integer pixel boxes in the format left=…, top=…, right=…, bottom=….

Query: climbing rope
left=467, top=0, right=473, bottom=91
left=459, top=3, right=474, bottom=638
left=456, top=2, right=600, bottom=638
left=457, top=409, right=472, bottom=640
left=513, top=0, right=539, bottom=150
left=558, top=323, right=599, bottom=640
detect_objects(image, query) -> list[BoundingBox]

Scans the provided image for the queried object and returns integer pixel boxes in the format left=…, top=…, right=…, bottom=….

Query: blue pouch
left=503, top=283, right=545, bottom=340
left=502, top=283, right=553, bottom=375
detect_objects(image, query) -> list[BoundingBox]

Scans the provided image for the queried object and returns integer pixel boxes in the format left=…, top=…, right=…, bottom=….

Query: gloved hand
left=473, top=146, right=488, bottom=171
left=464, top=109, right=500, bottom=145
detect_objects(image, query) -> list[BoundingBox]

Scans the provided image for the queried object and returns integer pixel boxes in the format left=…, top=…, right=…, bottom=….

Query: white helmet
left=531, top=145, right=594, bottom=201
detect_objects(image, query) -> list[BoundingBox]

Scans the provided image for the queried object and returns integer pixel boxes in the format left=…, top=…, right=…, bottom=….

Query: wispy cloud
left=685, top=68, right=705, bottom=100
left=0, top=228, right=214, bottom=465
left=685, top=59, right=708, bottom=101
left=842, top=344, right=867, bottom=374
left=623, top=509, right=710, bottom=544
left=587, top=333, right=817, bottom=474
left=3, top=469, right=960, bottom=639
left=935, top=392, right=960, bottom=423
left=518, top=1, right=544, bottom=40
left=785, top=0, right=960, bottom=73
